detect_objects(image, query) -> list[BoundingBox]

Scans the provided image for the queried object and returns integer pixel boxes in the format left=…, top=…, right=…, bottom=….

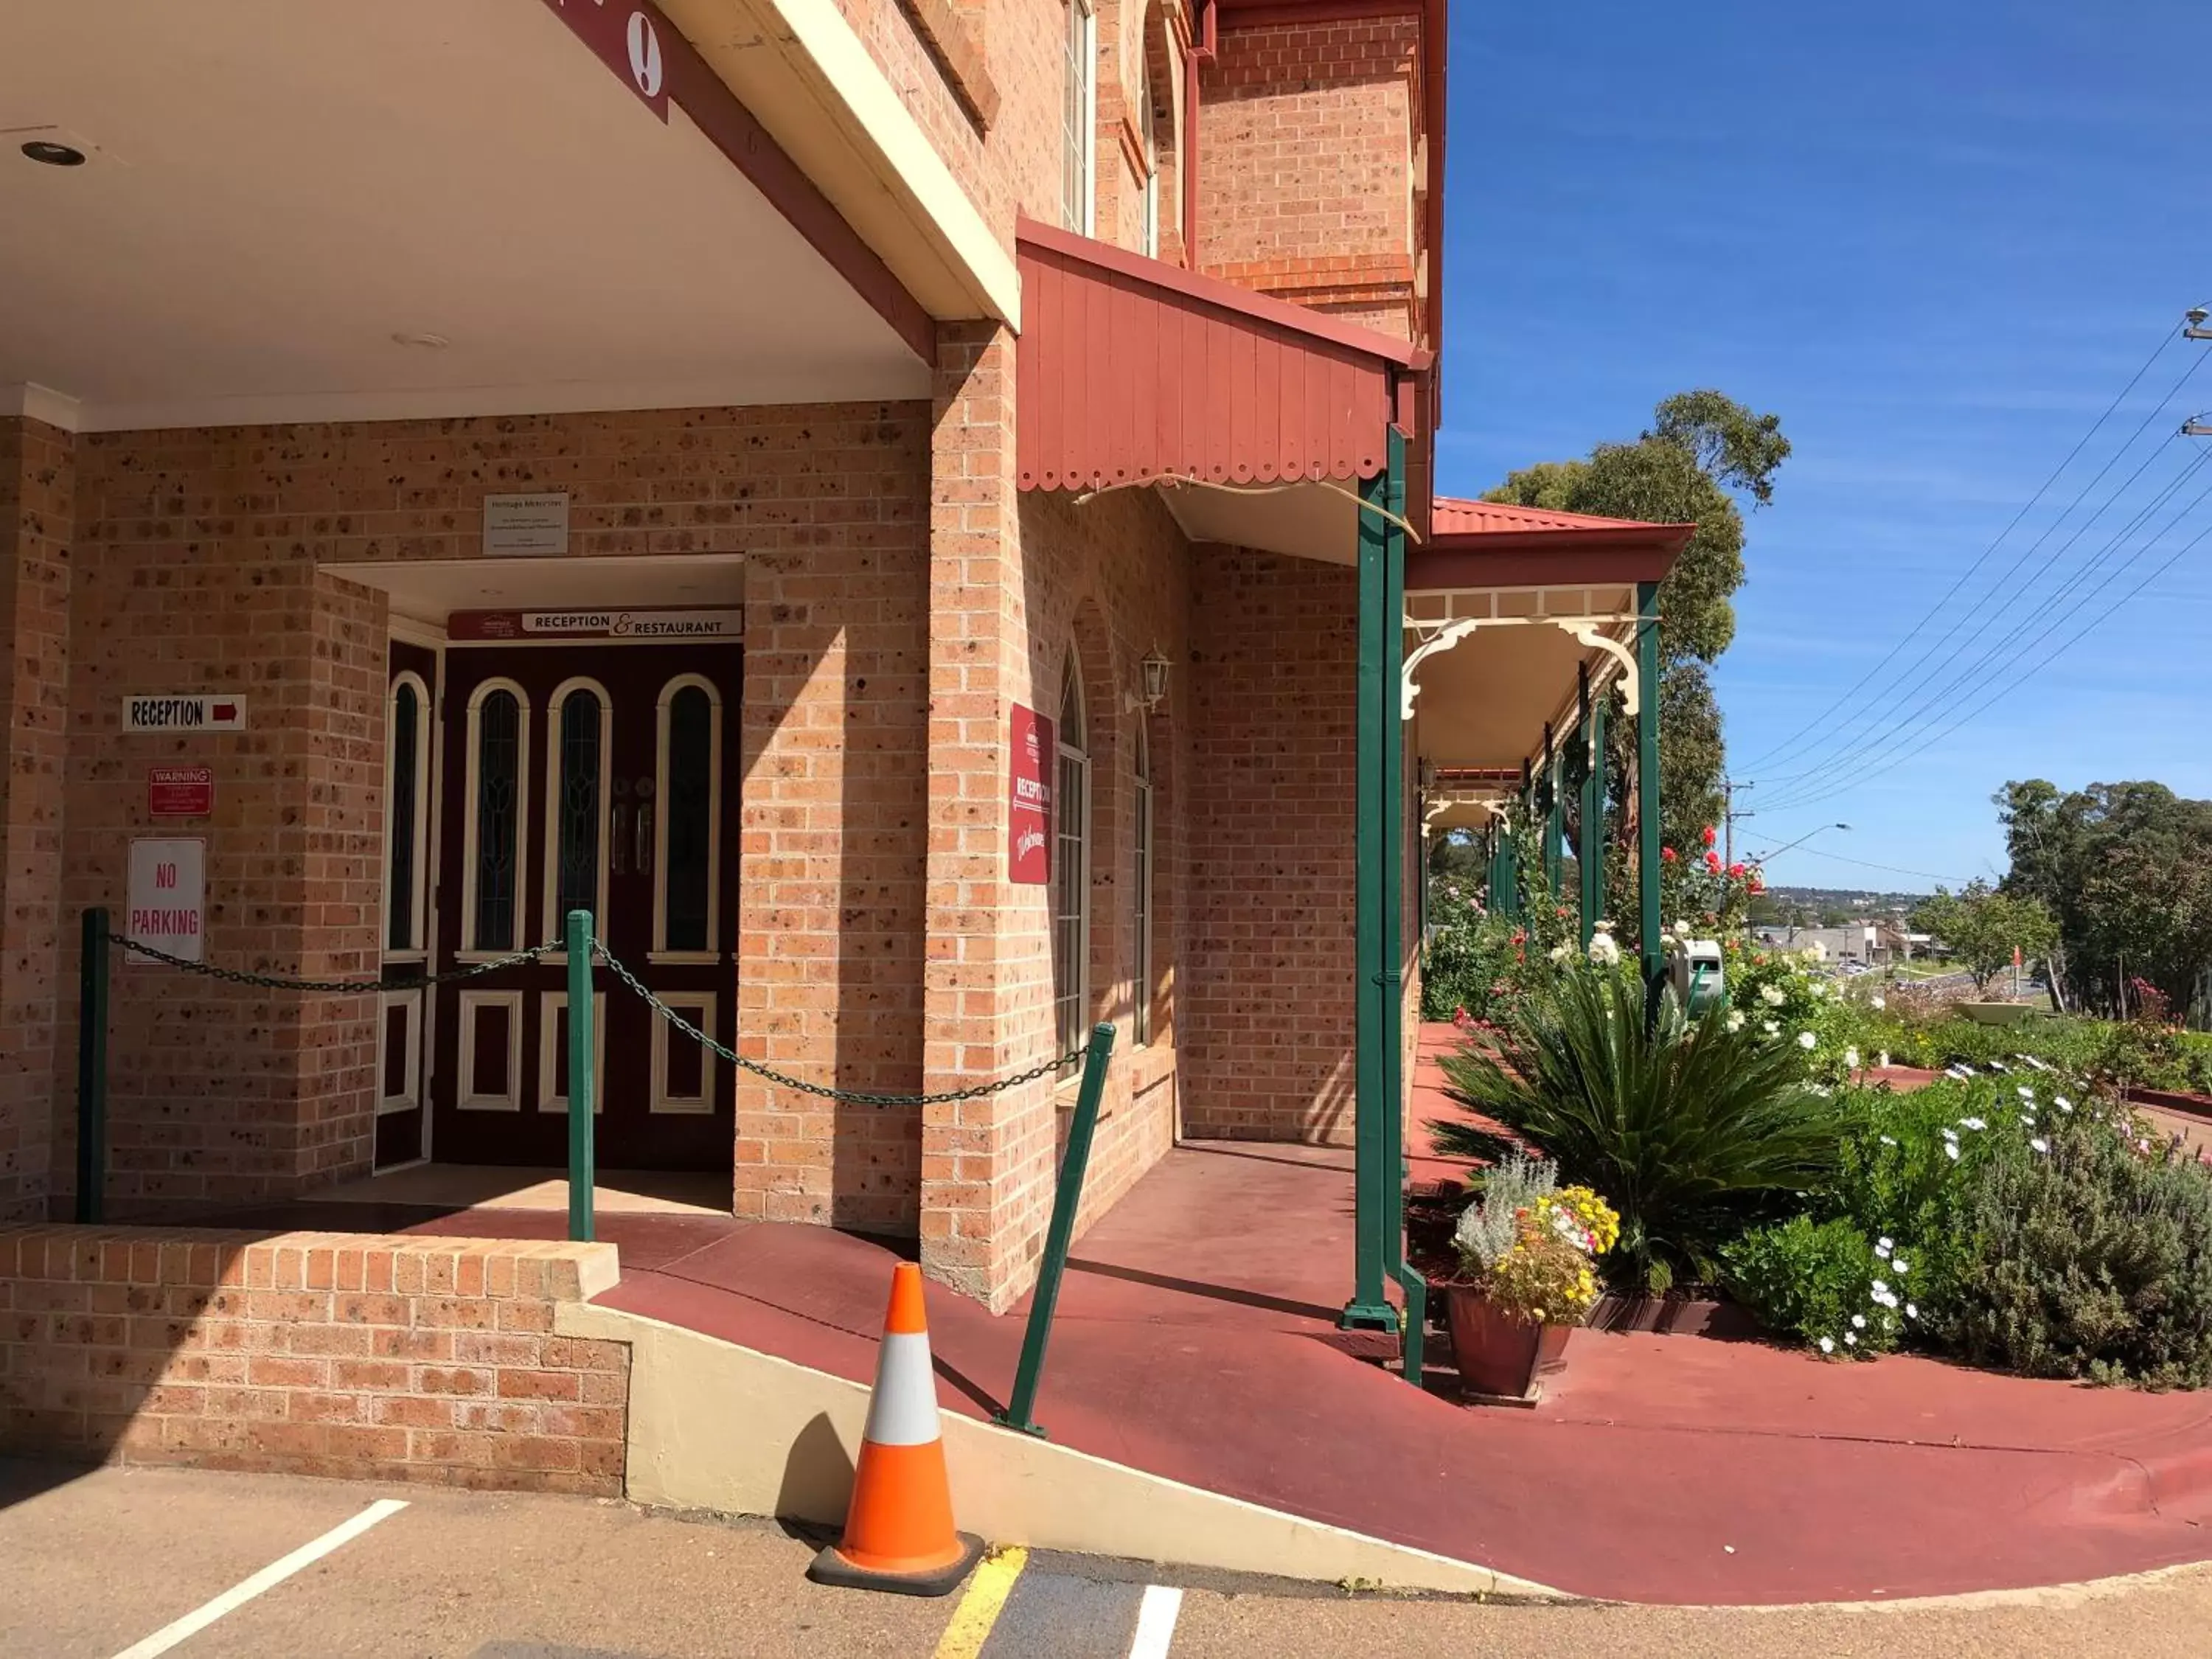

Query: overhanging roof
left=1412, top=497, right=1694, bottom=588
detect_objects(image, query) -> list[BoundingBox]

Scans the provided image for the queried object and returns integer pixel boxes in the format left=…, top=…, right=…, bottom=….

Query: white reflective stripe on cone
left=863, top=1330, right=942, bottom=1447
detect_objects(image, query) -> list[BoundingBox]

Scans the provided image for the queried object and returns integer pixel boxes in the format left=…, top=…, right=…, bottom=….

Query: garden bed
left=2124, top=1085, right=2212, bottom=1120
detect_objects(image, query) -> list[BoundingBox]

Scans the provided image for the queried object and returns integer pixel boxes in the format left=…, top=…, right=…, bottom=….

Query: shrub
left=1451, top=1152, right=1556, bottom=1275
left=1721, top=1217, right=1905, bottom=1357
left=1944, top=1116, right=2212, bottom=1389
left=1433, top=967, right=1851, bottom=1292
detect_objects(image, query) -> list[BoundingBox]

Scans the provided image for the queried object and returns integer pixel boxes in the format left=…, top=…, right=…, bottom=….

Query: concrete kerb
left=554, top=1299, right=1569, bottom=1601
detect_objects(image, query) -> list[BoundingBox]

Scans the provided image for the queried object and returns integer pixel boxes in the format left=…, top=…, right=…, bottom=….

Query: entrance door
left=375, top=639, right=438, bottom=1169
left=428, top=643, right=740, bottom=1169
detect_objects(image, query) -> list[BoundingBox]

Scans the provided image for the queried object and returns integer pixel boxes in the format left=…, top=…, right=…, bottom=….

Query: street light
left=1750, top=822, right=1850, bottom=863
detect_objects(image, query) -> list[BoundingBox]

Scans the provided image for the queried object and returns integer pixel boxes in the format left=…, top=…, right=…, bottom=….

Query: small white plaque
left=483, top=492, right=571, bottom=556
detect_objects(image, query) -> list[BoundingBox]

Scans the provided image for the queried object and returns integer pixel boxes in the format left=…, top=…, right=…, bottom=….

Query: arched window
left=1062, top=0, right=1096, bottom=234
left=384, top=671, right=431, bottom=956
left=463, top=681, right=531, bottom=954
left=654, top=674, right=724, bottom=958
left=1132, top=714, right=1153, bottom=1046
left=1054, top=655, right=1091, bottom=1065
left=542, top=678, right=612, bottom=941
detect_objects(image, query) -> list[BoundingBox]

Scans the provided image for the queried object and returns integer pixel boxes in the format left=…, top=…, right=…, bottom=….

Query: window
left=464, top=682, right=529, bottom=953
left=1133, top=714, right=1153, bottom=1045
left=542, top=678, right=611, bottom=939
left=1053, top=656, right=1091, bottom=1066
left=655, top=675, right=724, bottom=958
left=1062, top=0, right=1096, bottom=234
left=383, top=672, right=431, bottom=956
left=1139, top=79, right=1161, bottom=260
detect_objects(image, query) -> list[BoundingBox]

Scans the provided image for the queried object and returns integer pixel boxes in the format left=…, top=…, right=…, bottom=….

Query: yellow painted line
left=931, top=1545, right=1028, bottom=1659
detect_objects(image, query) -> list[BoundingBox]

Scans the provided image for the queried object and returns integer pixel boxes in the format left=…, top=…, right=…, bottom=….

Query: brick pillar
left=920, top=323, right=1057, bottom=1310
left=0, top=417, right=73, bottom=1223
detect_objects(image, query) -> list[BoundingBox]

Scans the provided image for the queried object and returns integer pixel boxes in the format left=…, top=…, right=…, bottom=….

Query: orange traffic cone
left=807, top=1261, right=984, bottom=1597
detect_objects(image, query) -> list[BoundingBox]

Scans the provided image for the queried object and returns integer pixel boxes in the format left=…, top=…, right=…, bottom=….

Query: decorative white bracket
left=1400, top=614, right=1640, bottom=720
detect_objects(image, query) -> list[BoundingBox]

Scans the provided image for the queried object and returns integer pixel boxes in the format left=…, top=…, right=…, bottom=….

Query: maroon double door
left=377, top=639, right=739, bottom=1172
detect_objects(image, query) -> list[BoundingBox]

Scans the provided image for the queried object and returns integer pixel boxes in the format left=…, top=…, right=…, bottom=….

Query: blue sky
left=1434, top=1, right=2212, bottom=893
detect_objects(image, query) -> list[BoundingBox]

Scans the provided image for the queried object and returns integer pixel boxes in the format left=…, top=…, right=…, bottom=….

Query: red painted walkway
left=224, top=1026, right=2212, bottom=1604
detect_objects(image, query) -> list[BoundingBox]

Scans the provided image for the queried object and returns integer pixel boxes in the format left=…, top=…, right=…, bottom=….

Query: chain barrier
left=108, top=931, right=1086, bottom=1108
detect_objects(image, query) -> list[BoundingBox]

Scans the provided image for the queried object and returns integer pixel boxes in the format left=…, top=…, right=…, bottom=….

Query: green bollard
left=996, top=1023, right=1116, bottom=1439
left=566, top=908, right=596, bottom=1243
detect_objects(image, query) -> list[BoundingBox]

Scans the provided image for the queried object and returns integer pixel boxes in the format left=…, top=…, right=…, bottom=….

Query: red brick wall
left=0, top=1228, right=628, bottom=1494
left=1197, top=17, right=1422, bottom=338
left=59, top=406, right=930, bottom=1221
left=1183, top=546, right=1358, bottom=1141
left=1, top=419, right=75, bottom=1225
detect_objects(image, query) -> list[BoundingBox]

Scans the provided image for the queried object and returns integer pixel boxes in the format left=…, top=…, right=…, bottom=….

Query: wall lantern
left=1138, top=649, right=1172, bottom=712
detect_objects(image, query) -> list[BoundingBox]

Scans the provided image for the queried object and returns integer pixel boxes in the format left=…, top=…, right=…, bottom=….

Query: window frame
left=1053, top=654, right=1092, bottom=1072
left=540, top=675, right=613, bottom=957
left=459, top=678, right=532, bottom=961
left=1062, top=0, right=1097, bottom=235
left=383, top=669, right=433, bottom=961
left=651, top=672, right=726, bottom=964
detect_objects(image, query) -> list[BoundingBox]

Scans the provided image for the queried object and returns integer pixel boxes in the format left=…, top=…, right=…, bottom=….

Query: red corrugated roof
left=1015, top=219, right=1425, bottom=493
left=1431, top=497, right=1684, bottom=537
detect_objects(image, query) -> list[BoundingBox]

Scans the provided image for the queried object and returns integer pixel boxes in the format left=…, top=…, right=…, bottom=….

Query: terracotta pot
left=1447, top=1287, right=1570, bottom=1399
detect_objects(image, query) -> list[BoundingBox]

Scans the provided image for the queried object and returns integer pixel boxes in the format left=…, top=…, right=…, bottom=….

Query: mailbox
left=1669, top=940, right=1725, bottom=1015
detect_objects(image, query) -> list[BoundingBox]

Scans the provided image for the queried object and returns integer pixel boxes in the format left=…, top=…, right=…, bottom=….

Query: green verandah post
left=1635, top=580, right=1664, bottom=990
left=75, top=908, right=110, bottom=1225
left=999, top=1022, right=1117, bottom=1438
left=1340, top=453, right=1397, bottom=1335
left=1543, top=721, right=1563, bottom=900
left=1580, top=670, right=1607, bottom=949
left=566, top=908, right=597, bottom=1244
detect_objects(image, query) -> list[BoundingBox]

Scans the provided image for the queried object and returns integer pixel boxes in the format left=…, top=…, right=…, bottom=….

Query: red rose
left=1728, top=862, right=1745, bottom=877
left=1702, top=826, right=1719, bottom=847
left=1661, top=846, right=1678, bottom=864
left=1705, top=850, right=1722, bottom=872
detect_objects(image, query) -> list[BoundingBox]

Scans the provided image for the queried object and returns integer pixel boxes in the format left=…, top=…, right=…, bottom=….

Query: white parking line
left=1128, top=1584, right=1183, bottom=1658
left=108, top=1498, right=408, bottom=1659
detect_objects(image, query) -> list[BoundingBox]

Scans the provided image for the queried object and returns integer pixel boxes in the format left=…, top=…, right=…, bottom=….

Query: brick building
left=0, top=0, right=1677, bottom=1318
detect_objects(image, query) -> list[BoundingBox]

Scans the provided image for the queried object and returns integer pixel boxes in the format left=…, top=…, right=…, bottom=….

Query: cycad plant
left=1433, top=968, right=1849, bottom=1292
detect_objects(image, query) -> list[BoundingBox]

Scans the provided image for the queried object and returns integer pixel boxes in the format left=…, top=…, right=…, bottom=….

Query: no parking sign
left=126, top=838, right=205, bottom=964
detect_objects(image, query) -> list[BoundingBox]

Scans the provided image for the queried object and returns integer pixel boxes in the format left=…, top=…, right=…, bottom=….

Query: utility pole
left=1723, top=779, right=1753, bottom=872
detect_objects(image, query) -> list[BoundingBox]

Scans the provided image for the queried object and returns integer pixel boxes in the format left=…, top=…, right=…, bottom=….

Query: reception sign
left=1008, top=703, right=1054, bottom=885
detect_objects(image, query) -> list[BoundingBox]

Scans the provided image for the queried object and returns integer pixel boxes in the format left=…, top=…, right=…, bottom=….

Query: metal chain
left=108, top=930, right=1086, bottom=1107
left=106, top=933, right=564, bottom=994
left=593, top=942, right=1087, bottom=1107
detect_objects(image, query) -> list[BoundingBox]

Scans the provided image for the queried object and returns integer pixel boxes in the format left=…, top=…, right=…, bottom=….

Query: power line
left=1739, top=320, right=2182, bottom=773
left=1774, top=846, right=1971, bottom=886
left=1755, top=479, right=2212, bottom=814
left=1750, top=343, right=2209, bottom=785
left=1753, top=444, right=2212, bottom=805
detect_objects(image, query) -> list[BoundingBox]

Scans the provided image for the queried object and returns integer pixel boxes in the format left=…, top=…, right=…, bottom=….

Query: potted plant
left=1447, top=1153, right=1618, bottom=1402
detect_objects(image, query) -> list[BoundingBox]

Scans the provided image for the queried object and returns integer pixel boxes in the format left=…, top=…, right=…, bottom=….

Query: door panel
left=429, top=642, right=740, bottom=1169
left=375, top=639, right=438, bottom=1169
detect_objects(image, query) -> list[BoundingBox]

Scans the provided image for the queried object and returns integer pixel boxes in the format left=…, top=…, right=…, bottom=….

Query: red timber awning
left=1413, top=498, right=1694, bottom=588
left=1014, top=218, right=1430, bottom=558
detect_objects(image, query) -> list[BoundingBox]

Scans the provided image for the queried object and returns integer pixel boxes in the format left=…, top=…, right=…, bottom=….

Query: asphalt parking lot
left=7, top=1459, right=2212, bottom=1658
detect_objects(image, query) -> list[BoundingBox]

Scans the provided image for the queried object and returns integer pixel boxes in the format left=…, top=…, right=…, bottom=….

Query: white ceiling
left=330, top=554, right=747, bottom=628
left=0, top=1, right=928, bottom=431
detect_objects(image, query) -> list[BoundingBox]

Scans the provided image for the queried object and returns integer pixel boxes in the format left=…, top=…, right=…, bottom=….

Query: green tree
left=1911, top=880, right=2059, bottom=995
left=1486, top=391, right=1789, bottom=861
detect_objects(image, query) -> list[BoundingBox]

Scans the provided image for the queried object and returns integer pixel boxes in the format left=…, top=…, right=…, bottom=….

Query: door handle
left=611, top=803, right=630, bottom=875
left=636, top=803, right=653, bottom=875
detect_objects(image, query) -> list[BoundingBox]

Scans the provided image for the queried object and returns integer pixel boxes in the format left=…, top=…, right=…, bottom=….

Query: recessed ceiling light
left=21, top=140, right=86, bottom=167
left=391, top=330, right=450, bottom=349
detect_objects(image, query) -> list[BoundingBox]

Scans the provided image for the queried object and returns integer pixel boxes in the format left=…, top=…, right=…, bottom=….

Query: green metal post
left=1635, top=581, right=1664, bottom=987
left=1543, top=723, right=1563, bottom=900
left=1341, top=456, right=1396, bottom=1333
left=75, top=908, right=110, bottom=1225
left=999, top=1022, right=1117, bottom=1438
left=1582, top=694, right=1607, bottom=947
left=566, top=908, right=596, bottom=1244
left=1377, top=428, right=1426, bottom=1384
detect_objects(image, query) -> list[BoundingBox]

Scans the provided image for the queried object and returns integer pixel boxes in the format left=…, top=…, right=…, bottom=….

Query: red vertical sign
left=1008, top=704, right=1054, bottom=885
left=540, top=0, right=672, bottom=121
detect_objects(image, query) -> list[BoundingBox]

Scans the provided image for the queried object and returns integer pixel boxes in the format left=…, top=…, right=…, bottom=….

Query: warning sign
left=126, top=838, right=206, bottom=964
left=147, top=766, right=214, bottom=818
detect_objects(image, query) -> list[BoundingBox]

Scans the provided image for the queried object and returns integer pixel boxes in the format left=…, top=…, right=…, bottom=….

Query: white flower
left=1893, top=1257, right=1910, bottom=1274
left=1877, top=1051, right=1891, bottom=1069
left=1763, top=1020, right=1780, bottom=1037
left=1844, top=1047, right=1861, bottom=1070
left=1587, top=932, right=1622, bottom=967
left=1725, top=1010, right=1746, bottom=1032
left=1878, top=1135, right=1898, bottom=1147
left=1809, top=981, right=1827, bottom=1000
left=2031, top=1137, right=2050, bottom=1154
left=1941, top=1127, right=1958, bottom=1142
left=1871, top=995, right=1886, bottom=1011
left=1818, top=1337, right=1834, bottom=1354
left=1878, top=1237, right=1894, bottom=1251
left=2017, top=1086, right=2035, bottom=1100
left=1851, top=1313, right=1867, bottom=1329
left=1595, top=918, right=1615, bottom=932
left=1961, top=1117, right=1986, bottom=1132
left=1798, top=1031, right=1818, bottom=1051
left=1989, top=1060, right=2010, bottom=1073
left=1761, top=984, right=1787, bottom=1007
left=1905, top=1303, right=1919, bottom=1320
left=1871, top=1278, right=1891, bottom=1296
left=1805, top=941, right=1827, bottom=961
left=1549, top=942, right=1575, bottom=965
left=1944, top=1143, right=1960, bottom=1161
left=2056, top=1096, right=2073, bottom=1113
left=1844, top=1331, right=1857, bottom=1346
left=1672, top=918, right=1694, bottom=939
